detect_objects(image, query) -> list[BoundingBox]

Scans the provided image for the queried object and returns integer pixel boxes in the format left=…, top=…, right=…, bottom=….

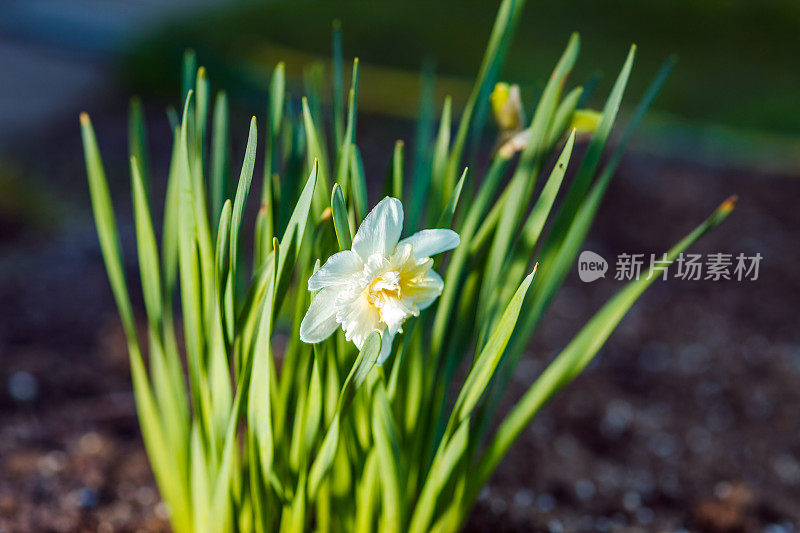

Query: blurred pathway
left=0, top=0, right=231, bottom=145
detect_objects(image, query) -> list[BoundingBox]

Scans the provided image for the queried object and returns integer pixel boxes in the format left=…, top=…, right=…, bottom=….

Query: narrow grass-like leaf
left=308, top=332, right=381, bottom=498
left=511, top=54, right=673, bottom=360
left=229, top=116, right=258, bottom=298
left=81, top=113, right=137, bottom=345
left=470, top=196, right=736, bottom=516
left=128, top=97, right=150, bottom=198
left=392, top=140, right=404, bottom=201
left=130, top=156, right=163, bottom=328
left=436, top=167, right=467, bottom=229
left=195, top=67, right=210, bottom=173
left=161, top=126, right=182, bottom=300
left=335, top=59, right=359, bottom=197
left=182, top=49, right=197, bottom=106
left=496, top=130, right=576, bottom=307
left=372, top=381, right=404, bottom=532
left=450, top=268, right=536, bottom=428
left=274, top=163, right=318, bottom=311
left=210, top=91, right=230, bottom=222
left=479, top=33, right=579, bottom=316
left=539, top=45, right=637, bottom=260
left=408, top=418, right=470, bottom=533
left=302, top=98, right=331, bottom=216
left=447, top=0, right=528, bottom=178
left=431, top=97, right=452, bottom=215
left=331, top=183, right=352, bottom=250
left=545, top=86, right=583, bottom=148
left=349, top=146, right=368, bottom=222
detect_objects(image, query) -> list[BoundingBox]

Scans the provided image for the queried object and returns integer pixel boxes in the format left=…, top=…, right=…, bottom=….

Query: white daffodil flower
left=300, top=197, right=459, bottom=364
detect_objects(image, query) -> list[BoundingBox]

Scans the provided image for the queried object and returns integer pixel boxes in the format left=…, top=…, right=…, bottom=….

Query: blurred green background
left=125, top=1, right=799, bottom=132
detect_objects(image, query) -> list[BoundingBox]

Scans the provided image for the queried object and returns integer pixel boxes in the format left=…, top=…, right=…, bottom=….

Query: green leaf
left=470, top=196, right=736, bottom=511
left=80, top=113, right=137, bottom=347
left=431, top=96, right=452, bottom=216
left=538, top=45, right=637, bottom=261
left=447, top=0, right=528, bottom=178
left=431, top=154, right=510, bottom=356
left=349, top=146, right=368, bottom=222
left=392, top=140, right=404, bottom=201
left=510, top=53, right=673, bottom=360
left=215, top=200, right=233, bottom=342
left=478, top=33, right=579, bottom=316
left=190, top=423, right=211, bottom=532
left=275, top=162, right=318, bottom=311
left=372, top=381, right=404, bottom=533
left=255, top=63, right=285, bottom=269
left=545, top=86, right=583, bottom=148
left=301, top=98, right=331, bottom=216
left=181, top=49, right=196, bottom=105
left=436, top=167, right=467, bottom=228
left=247, top=252, right=277, bottom=492
left=130, top=155, right=163, bottom=329
left=210, top=91, right=230, bottom=222
left=229, top=116, right=258, bottom=303
left=407, top=60, right=436, bottom=231
left=331, top=183, right=352, bottom=250
left=128, top=97, right=150, bottom=199
left=408, top=418, right=470, bottom=533
left=338, top=331, right=381, bottom=414
left=335, top=59, right=359, bottom=197
left=195, top=66, right=210, bottom=173
left=161, top=126, right=182, bottom=300
left=308, top=332, right=381, bottom=498
left=496, top=130, right=577, bottom=307
left=450, top=268, right=536, bottom=428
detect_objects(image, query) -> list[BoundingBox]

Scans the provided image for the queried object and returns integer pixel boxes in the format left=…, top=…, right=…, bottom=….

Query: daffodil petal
left=413, top=269, right=444, bottom=310
left=399, top=229, right=460, bottom=258
left=352, top=196, right=404, bottom=260
left=299, top=287, right=340, bottom=343
left=338, top=292, right=382, bottom=349
left=308, top=250, right=363, bottom=291
left=379, top=296, right=416, bottom=335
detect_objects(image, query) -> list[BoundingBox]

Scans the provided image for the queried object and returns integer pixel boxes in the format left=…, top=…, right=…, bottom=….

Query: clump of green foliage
left=81, top=0, right=734, bottom=531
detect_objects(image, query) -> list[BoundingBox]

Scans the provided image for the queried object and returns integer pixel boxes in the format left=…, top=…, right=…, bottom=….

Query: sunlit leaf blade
left=275, top=162, right=319, bottom=310
left=80, top=113, right=137, bottom=346
left=229, top=116, right=258, bottom=298
left=448, top=0, right=529, bottom=178
left=408, top=418, right=470, bottom=533
left=210, top=91, right=230, bottom=222
left=511, top=54, right=674, bottom=360
left=130, top=155, right=163, bottom=328
left=479, top=33, right=579, bottom=317
left=436, top=167, right=468, bottom=229
left=392, top=140, right=404, bottom=201
left=470, top=196, right=737, bottom=515
left=308, top=332, right=381, bottom=498
left=128, top=97, right=150, bottom=198
left=331, top=183, right=352, bottom=250
left=372, top=381, right=404, bottom=533
left=450, top=268, right=536, bottom=428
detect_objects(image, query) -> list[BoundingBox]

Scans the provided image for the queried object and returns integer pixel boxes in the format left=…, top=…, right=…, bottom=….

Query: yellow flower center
left=366, top=271, right=401, bottom=309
